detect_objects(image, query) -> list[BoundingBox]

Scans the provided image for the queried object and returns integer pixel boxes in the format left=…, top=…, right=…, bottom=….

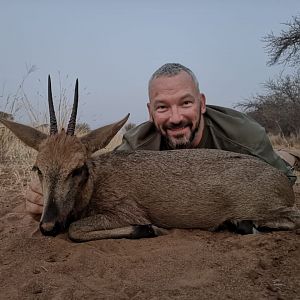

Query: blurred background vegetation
left=235, top=16, right=300, bottom=148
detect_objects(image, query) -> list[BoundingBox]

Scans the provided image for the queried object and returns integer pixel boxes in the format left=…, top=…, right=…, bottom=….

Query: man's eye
left=156, top=105, right=167, bottom=111
left=182, top=101, right=192, bottom=107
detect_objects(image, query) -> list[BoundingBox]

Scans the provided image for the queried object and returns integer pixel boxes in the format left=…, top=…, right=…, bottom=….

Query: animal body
left=1, top=77, right=299, bottom=242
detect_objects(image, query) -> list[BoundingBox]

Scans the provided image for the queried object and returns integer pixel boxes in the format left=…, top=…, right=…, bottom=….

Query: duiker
left=1, top=77, right=299, bottom=242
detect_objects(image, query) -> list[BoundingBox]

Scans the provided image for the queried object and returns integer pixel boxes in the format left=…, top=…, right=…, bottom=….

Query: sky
left=0, top=0, right=299, bottom=128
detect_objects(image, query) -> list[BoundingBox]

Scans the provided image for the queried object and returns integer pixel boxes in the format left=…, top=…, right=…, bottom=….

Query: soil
left=0, top=164, right=299, bottom=300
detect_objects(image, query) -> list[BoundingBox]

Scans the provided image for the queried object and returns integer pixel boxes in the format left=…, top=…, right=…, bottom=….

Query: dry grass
left=268, top=133, right=300, bottom=149
left=0, top=127, right=35, bottom=163
left=0, top=127, right=35, bottom=197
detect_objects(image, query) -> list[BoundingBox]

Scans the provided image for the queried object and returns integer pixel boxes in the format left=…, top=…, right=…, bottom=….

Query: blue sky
left=0, top=1, right=299, bottom=128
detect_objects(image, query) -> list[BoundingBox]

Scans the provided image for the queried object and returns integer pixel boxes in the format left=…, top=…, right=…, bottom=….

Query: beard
left=163, top=126, right=193, bottom=149
left=159, top=116, right=201, bottom=150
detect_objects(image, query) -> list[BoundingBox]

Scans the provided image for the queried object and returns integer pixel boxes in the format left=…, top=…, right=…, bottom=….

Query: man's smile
left=167, top=126, right=190, bottom=137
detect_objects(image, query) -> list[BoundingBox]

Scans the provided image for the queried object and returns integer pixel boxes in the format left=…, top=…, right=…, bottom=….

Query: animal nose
left=39, top=221, right=61, bottom=236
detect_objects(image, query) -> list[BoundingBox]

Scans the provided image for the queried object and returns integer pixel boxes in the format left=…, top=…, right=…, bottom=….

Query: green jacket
left=116, top=105, right=296, bottom=184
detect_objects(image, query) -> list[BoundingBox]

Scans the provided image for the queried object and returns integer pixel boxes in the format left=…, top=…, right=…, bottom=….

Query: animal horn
left=66, top=79, right=78, bottom=136
left=48, top=75, right=58, bottom=135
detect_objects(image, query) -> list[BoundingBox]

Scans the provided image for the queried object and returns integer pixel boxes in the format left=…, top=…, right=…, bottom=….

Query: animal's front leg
left=68, top=214, right=168, bottom=242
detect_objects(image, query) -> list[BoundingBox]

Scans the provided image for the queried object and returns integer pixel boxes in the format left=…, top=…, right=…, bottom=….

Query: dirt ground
left=0, top=164, right=299, bottom=300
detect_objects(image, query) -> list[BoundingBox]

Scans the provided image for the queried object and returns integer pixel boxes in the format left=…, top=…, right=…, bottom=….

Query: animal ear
left=0, top=118, right=47, bottom=151
left=80, top=113, right=130, bottom=153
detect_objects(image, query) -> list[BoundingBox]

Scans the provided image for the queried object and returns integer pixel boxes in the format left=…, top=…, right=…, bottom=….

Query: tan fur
left=76, top=150, right=298, bottom=228
left=1, top=116, right=300, bottom=242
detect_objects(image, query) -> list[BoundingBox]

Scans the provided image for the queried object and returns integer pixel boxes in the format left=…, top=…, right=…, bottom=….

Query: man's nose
left=169, top=106, right=183, bottom=123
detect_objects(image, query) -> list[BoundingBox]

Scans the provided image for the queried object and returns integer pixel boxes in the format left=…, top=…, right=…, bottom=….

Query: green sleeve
left=254, top=133, right=296, bottom=185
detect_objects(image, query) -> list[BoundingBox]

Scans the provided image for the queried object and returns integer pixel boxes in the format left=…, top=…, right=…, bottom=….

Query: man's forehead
left=149, top=71, right=198, bottom=99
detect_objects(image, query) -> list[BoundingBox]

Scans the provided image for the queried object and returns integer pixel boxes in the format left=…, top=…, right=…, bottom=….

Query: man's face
left=148, top=71, right=206, bottom=149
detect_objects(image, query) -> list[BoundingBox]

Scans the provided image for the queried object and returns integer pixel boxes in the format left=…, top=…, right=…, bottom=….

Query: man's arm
left=114, top=121, right=161, bottom=151
left=254, top=133, right=297, bottom=185
left=114, top=136, right=133, bottom=151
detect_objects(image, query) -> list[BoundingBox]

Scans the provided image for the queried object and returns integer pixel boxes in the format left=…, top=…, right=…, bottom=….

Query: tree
left=235, top=16, right=300, bottom=137
left=76, top=122, right=91, bottom=134
left=235, top=71, right=300, bottom=136
left=263, top=16, right=300, bottom=67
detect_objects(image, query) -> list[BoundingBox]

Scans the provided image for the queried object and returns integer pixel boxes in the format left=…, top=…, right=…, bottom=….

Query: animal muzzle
left=39, top=220, right=62, bottom=236
left=39, top=198, right=63, bottom=236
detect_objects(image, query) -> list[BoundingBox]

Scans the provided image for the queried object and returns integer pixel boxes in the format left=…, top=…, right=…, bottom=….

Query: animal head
left=0, top=76, right=129, bottom=236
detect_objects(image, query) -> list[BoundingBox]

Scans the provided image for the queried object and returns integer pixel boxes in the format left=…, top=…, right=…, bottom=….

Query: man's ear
left=200, top=93, right=206, bottom=114
left=147, top=102, right=153, bottom=121
left=0, top=118, right=47, bottom=151
left=80, top=114, right=130, bottom=153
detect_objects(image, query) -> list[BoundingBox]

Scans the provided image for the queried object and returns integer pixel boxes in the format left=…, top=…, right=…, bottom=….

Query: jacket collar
left=122, top=121, right=161, bottom=150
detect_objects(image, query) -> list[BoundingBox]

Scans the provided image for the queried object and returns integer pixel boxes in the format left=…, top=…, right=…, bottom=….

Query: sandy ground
left=0, top=164, right=299, bottom=300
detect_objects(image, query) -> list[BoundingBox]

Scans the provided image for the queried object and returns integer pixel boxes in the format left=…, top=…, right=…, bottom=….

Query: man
left=25, top=63, right=296, bottom=219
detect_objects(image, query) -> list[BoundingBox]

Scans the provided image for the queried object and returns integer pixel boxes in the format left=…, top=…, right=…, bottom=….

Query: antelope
left=1, top=77, right=299, bottom=242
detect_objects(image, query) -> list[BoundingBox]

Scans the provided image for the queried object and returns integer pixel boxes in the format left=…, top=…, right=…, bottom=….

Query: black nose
left=39, top=221, right=62, bottom=236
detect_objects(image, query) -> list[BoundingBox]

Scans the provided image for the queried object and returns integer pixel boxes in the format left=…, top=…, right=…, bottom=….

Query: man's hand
left=25, top=177, right=43, bottom=221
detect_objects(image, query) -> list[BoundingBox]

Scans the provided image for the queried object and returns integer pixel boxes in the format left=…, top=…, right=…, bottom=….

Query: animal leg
left=254, top=206, right=300, bottom=231
left=216, top=220, right=257, bottom=235
left=68, top=215, right=168, bottom=242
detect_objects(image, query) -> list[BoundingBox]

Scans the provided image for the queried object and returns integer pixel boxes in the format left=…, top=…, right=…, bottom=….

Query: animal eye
left=32, top=166, right=42, bottom=176
left=71, top=167, right=83, bottom=177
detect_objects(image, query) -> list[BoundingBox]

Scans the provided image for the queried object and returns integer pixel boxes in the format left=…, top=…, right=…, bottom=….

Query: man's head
left=147, top=63, right=206, bottom=149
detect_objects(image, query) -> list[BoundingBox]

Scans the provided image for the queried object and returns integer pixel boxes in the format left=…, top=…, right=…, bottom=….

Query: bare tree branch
left=235, top=71, right=300, bottom=136
left=263, top=16, right=300, bottom=66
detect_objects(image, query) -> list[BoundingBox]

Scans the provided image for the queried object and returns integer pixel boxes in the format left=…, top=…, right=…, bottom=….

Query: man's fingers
left=25, top=188, right=44, bottom=206
left=29, top=177, right=43, bottom=195
left=25, top=199, right=43, bottom=215
left=24, top=177, right=43, bottom=221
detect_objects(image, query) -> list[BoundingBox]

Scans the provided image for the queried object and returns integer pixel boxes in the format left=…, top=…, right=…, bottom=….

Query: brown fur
left=1, top=116, right=300, bottom=242
left=77, top=150, right=297, bottom=229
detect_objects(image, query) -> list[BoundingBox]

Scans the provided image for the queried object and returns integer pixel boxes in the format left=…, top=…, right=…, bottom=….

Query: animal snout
left=39, top=221, right=62, bottom=236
